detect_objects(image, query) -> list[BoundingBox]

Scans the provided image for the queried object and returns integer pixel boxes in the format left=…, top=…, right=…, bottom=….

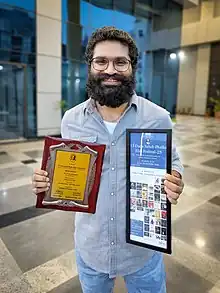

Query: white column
left=193, top=44, right=211, bottom=115
left=176, top=48, right=198, bottom=114
left=36, top=0, right=62, bottom=136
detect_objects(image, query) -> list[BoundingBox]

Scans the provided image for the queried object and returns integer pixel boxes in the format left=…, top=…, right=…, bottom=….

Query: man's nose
left=104, top=61, right=117, bottom=75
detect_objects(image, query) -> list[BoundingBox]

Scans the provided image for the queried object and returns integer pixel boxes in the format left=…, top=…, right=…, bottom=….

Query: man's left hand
left=164, top=170, right=184, bottom=205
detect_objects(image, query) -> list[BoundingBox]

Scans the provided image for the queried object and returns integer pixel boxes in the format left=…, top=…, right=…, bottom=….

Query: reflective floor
left=0, top=115, right=220, bottom=293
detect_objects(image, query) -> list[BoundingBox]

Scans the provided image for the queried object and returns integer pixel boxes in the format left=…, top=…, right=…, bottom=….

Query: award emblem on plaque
left=36, top=136, right=106, bottom=214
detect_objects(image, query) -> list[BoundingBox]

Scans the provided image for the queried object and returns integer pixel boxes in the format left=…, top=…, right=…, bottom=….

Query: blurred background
left=0, top=1, right=220, bottom=293
left=0, top=0, right=220, bottom=141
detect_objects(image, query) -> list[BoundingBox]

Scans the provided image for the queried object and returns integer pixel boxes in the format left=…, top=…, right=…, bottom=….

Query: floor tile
left=0, top=206, right=53, bottom=229
left=24, top=150, right=43, bottom=159
left=21, top=159, right=37, bottom=165
left=201, top=134, right=219, bottom=140
left=179, top=150, right=204, bottom=162
left=208, top=195, right=220, bottom=207
left=171, top=237, right=220, bottom=285
left=182, top=166, right=220, bottom=188
left=0, top=165, right=33, bottom=183
left=24, top=250, right=78, bottom=293
left=173, top=138, right=197, bottom=147
left=199, top=144, right=220, bottom=154
left=0, top=275, right=36, bottom=293
left=173, top=202, right=220, bottom=261
left=0, top=211, right=75, bottom=272
left=47, top=276, right=82, bottom=293
left=202, top=157, right=220, bottom=170
left=0, top=153, right=15, bottom=164
left=164, top=255, right=213, bottom=293
left=0, top=238, right=22, bottom=284
left=0, top=185, right=36, bottom=216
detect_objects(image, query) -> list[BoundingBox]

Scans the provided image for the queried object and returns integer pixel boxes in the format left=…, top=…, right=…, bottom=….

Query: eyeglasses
left=91, top=57, right=131, bottom=72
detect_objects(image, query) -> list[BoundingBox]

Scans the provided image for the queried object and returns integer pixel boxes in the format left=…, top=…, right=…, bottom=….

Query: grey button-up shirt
left=61, top=93, right=183, bottom=278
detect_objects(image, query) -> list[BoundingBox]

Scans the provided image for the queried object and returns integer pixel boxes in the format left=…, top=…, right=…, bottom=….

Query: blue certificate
left=126, top=129, right=172, bottom=254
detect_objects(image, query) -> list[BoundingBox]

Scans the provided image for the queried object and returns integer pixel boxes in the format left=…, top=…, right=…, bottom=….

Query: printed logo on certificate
left=126, top=129, right=172, bottom=254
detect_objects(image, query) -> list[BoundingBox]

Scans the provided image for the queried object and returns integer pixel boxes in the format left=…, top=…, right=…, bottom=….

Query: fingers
left=164, top=186, right=179, bottom=200
left=32, top=169, right=50, bottom=195
left=32, top=181, right=50, bottom=189
left=33, top=174, right=49, bottom=182
left=167, top=195, right=178, bottom=205
left=165, top=173, right=182, bottom=186
left=34, top=169, right=48, bottom=177
left=164, top=180, right=182, bottom=195
left=33, top=186, right=49, bottom=194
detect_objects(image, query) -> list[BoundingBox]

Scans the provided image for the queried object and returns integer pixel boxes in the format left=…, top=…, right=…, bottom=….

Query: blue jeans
left=75, top=250, right=166, bottom=293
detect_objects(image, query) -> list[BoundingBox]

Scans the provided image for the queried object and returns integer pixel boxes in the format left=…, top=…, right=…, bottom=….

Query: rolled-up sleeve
left=159, top=114, right=184, bottom=177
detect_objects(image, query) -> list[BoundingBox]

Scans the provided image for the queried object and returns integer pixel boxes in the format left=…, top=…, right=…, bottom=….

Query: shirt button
left=111, top=241, right=115, bottom=245
left=110, top=217, right=114, bottom=221
left=111, top=167, right=115, bottom=171
left=111, top=192, right=114, bottom=196
left=111, top=142, right=115, bottom=146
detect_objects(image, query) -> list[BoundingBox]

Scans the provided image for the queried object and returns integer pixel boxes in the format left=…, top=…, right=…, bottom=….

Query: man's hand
left=32, top=169, right=50, bottom=194
left=164, top=170, right=184, bottom=205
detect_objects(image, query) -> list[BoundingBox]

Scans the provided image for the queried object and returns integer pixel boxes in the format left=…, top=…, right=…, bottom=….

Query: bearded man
left=32, top=26, right=184, bottom=293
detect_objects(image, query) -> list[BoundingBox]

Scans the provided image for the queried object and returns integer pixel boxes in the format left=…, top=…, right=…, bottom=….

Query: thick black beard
left=86, top=72, right=135, bottom=108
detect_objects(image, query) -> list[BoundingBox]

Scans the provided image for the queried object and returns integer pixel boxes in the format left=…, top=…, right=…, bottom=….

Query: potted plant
left=209, top=98, right=220, bottom=119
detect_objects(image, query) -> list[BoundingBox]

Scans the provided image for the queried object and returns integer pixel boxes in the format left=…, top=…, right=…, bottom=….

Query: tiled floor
left=0, top=115, right=220, bottom=293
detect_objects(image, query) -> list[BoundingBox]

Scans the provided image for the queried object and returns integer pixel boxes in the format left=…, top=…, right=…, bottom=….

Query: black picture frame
left=126, top=129, right=172, bottom=254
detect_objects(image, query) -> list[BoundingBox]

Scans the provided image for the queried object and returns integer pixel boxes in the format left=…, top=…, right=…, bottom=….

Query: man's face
left=86, top=40, right=135, bottom=108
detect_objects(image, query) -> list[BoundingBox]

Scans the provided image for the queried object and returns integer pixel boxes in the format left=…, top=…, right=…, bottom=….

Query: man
left=32, top=26, right=184, bottom=292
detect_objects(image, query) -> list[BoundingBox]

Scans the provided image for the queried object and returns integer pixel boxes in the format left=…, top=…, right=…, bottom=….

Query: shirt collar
left=83, top=91, right=139, bottom=115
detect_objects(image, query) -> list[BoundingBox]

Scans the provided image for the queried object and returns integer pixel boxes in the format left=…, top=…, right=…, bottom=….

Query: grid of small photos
left=130, top=177, right=167, bottom=242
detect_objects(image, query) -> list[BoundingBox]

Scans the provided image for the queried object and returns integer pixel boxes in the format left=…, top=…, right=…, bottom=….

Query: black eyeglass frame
left=90, top=57, right=132, bottom=72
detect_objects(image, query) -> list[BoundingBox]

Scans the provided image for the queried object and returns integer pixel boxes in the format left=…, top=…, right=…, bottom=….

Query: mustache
left=91, top=73, right=129, bottom=83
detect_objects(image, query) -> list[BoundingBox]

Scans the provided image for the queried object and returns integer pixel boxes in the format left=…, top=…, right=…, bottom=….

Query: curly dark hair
left=85, top=26, right=139, bottom=71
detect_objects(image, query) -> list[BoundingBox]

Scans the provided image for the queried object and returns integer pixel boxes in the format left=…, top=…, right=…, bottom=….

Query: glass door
left=0, top=62, right=27, bottom=140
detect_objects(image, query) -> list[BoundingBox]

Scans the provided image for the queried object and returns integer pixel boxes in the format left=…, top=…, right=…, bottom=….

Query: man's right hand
left=32, top=169, right=50, bottom=194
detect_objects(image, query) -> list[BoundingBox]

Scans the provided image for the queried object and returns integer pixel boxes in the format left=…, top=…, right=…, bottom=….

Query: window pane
left=26, top=65, right=37, bottom=137
left=113, top=10, right=135, bottom=31
left=80, top=0, right=92, bottom=27
left=0, top=6, right=36, bottom=53
left=62, top=0, right=91, bottom=26
left=0, top=0, right=35, bottom=11
left=62, top=60, right=88, bottom=110
left=62, top=22, right=83, bottom=61
left=0, top=49, right=35, bottom=65
left=114, top=0, right=133, bottom=15
left=90, top=0, right=114, bottom=29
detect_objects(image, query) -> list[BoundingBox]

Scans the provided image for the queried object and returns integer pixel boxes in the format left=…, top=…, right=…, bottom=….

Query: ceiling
left=172, top=0, right=200, bottom=8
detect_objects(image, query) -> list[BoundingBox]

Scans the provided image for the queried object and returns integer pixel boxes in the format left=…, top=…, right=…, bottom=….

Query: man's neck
left=96, top=102, right=129, bottom=122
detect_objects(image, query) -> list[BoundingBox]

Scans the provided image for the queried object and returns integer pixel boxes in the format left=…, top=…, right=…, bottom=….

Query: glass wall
left=0, top=0, right=36, bottom=140
left=61, top=0, right=183, bottom=117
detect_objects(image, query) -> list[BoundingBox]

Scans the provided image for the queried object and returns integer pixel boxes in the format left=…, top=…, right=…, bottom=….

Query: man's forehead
left=93, top=41, right=129, bottom=57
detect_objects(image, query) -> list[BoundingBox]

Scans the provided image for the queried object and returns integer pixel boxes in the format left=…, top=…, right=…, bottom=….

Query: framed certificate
left=126, top=129, right=172, bottom=254
left=36, top=136, right=106, bottom=214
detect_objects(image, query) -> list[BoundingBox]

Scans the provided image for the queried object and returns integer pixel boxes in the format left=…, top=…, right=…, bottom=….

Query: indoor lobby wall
left=176, top=47, right=197, bottom=114
left=177, top=0, right=218, bottom=115
left=36, top=0, right=62, bottom=136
